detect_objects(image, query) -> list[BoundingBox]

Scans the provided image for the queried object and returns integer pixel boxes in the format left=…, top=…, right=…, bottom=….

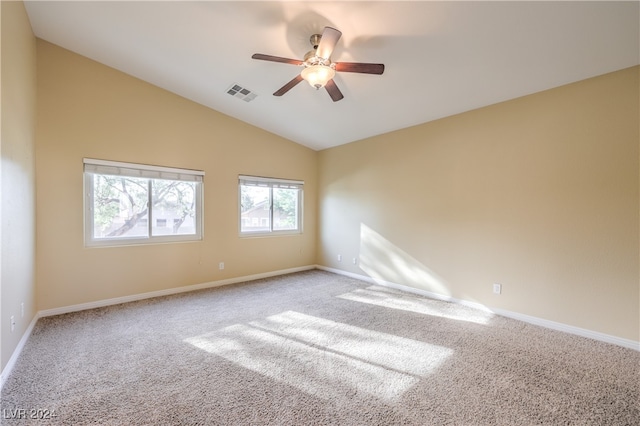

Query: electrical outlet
left=219, top=262, right=225, bottom=270
left=352, top=257, right=357, bottom=265
left=493, top=283, right=502, bottom=294
left=337, top=254, right=342, bottom=262
left=21, top=302, right=24, bottom=318
left=10, top=316, right=15, bottom=332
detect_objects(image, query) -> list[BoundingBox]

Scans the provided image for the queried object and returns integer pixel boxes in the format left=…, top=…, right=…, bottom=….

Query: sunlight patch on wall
left=337, top=286, right=493, bottom=325
left=360, top=223, right=451, bottom=297
left=185, top=311, right=452, bottom=401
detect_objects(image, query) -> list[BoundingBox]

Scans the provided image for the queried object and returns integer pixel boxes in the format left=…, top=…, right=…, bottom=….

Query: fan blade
left=252, top=54, right=303, bottom=66
left=335, top=62, right=385, bottom=75
left=316, top=27, right=342, bottom=60
left=274, top=74, right=304, bottom=96
left=325, top=79, right=344, bottom=102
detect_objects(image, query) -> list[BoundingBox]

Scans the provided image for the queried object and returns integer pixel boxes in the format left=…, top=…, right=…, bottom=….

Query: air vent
left=226, top=84, right=258, bottom=102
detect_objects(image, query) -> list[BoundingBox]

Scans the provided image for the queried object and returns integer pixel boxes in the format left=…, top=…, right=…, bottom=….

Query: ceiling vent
left=226, top=84, right=257, bottom=102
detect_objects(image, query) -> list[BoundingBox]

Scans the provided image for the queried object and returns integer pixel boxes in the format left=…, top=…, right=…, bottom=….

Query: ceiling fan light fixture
left=301, top=64, right=335, bottom=89
left=252, top=26, right=383, bottom=101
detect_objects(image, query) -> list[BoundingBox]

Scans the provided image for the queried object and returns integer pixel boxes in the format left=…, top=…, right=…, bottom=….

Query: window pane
left=92, top=175, right=149, bottom=239
left=85, top=159, right=204, bottom=247
left=273, top=187, right=299, bottom=231
left=240, top=185, right=270, bottom=233
left=152, top=179, right=198, bottom=236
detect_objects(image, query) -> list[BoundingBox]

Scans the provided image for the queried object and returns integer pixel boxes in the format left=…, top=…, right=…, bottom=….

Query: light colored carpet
left=1, top=270, right=638, bottom=425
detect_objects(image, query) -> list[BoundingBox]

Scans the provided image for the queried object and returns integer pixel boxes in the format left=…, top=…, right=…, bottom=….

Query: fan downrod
left=309, top=34, right=322, bottom=49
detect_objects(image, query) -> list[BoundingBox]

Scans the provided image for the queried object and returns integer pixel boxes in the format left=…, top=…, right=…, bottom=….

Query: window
left=239, top=175, right=303, bottom=235
left=84, top=158, right=204, bottom=246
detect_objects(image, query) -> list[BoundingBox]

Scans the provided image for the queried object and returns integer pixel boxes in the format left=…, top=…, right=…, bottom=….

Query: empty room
left=1, top=1, right=639, bottom=424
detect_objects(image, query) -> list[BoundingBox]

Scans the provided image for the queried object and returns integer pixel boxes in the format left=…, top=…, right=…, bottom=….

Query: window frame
left=84, top=158, right=204, bottom=247
left=238, top=175, right=303, bottom=237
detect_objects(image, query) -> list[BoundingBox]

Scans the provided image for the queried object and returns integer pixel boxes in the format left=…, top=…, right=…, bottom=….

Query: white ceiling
left=25, top=1, right=639, bottom=151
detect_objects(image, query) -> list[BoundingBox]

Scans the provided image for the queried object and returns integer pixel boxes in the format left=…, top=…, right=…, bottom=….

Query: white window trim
left=84, top=158, right=204, bottom=182
left=84, top=158, right=204, bottom=247
left=239, top=175, right=303, bottom=237
left=238, top=175, right=303, bottom=188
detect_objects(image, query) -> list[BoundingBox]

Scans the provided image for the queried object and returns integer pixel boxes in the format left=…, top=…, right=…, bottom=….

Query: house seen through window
left=239, top=175, right=303, bottom=235
left=84, top=158, right=204, bottom=246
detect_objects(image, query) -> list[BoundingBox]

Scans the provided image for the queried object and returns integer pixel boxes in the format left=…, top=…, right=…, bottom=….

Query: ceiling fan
left=252, top=26, right=385, bottom=102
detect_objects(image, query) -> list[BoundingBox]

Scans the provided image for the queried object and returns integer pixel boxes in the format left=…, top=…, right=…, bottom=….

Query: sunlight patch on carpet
left=185, top=311, right=452, bottom=401
left=337, top=286, right=493, bottom=325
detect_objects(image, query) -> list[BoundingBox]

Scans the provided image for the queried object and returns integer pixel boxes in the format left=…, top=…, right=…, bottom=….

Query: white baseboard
left=0, top=314, right=39, bottom=391
left=38, top=265, right=315, bottom=318
left=3, top=263, right=637, bottom=392
left=316, top=265, right=640, bottom=351
left=1, top=265, right=315, bottom=391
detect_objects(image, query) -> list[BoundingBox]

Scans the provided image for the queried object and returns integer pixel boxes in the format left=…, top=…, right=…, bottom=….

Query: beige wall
left=1, top=9, right=635, bottom=368
left=36, top=40, right=317, bottom=311
left=1, top=1, right=37, bottom=372
left=318, top=67, right=639, bottom=342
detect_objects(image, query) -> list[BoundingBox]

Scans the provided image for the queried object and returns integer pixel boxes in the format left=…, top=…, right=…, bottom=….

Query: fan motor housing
left=303, top=50, right=333, bottom=67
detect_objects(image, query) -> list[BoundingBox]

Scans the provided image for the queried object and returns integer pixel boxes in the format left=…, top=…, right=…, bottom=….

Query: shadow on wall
left=359, top=223, right=451, bottom=299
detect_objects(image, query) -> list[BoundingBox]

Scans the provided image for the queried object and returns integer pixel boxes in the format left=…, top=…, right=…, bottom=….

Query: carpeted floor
left=1, top=270, right=639, bottom=425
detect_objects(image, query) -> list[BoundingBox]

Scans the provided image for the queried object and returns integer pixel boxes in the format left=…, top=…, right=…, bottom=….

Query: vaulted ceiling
left=25, top=1, right=639, bottom=151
